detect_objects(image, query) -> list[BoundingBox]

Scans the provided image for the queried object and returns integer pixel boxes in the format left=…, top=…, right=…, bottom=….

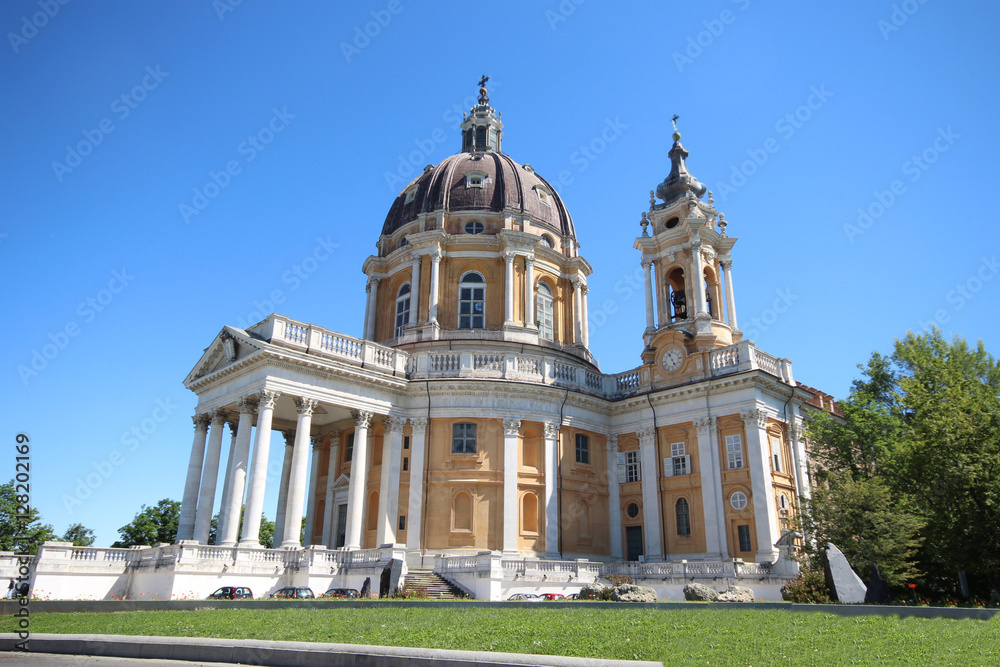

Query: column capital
left=227, top=419, right=239, bottom=434
left=502, top=418, right=521, bottom=436
left=325, top=428, right=342, bottom=442
left=210, top=408, right=228, bottom=425
left=581, top=285, right=589, bottom=296
left=282, top=429, right=296, bottom=446
left=741, top=408, right=769, bottom=428
left=310, top=434, right=323, bottom=450
left=351, top=410, right=374, bottom=429
left=410, top=418, right=428, bottom=435
left=571, top=276, right=584, bottom=289
left=192, top=413, right=211, bottom=430
left=237, top=395, right=258, bottom=415
left=689, top=239, right=703, bottom=251
left=366, top=276, right=382, bottom=290
left=257, top=389, right=280, bottom=410
left=382, top=416, right=407, bottom=433
left=430, top=249, right=443, bottom=263
left=637, top=428, right=656, bottom=447
left=641, top=258, right=653, bottom=269
left=607, top=433, right=619, bottom=452
left=294, top=396, right=319, bottom=416
left=524, top=254, right=535, bottom=268
left=694, top=417, right=716, bottom=435
left=502, top=250, right=516, bottom=263
left=543, top=422, right=559, bottom=439
left=719, top=258, right=733, bottom=270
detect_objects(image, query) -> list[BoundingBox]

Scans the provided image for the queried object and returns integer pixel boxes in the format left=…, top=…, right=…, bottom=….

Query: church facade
left=26, top=84, right=815, bottom=600
left=179, top=83, right=813, bottom=568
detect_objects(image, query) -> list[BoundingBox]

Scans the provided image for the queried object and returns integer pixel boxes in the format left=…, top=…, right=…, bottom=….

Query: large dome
left=381, top=151, right=576, bottom=240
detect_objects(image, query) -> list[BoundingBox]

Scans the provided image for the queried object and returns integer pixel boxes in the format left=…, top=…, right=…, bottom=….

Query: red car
left=538, top=593, right=565, bottom=601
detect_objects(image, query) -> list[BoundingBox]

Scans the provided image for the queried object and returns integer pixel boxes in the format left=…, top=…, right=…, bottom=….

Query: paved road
left=0, top=654, right=236, bottom=666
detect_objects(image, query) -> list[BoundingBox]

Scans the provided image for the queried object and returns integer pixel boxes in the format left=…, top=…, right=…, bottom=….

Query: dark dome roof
left=381, top=152, right=576, bottom=239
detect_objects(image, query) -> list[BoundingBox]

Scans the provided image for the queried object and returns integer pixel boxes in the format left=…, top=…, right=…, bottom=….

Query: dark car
left=322, top=588, right=361, bottom=599
left=207, top=586, right=253, bottom=600
left=271, top=586, right=315, bottom=599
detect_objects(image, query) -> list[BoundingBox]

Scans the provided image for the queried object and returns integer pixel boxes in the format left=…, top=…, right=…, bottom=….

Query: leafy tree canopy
left=62, top=523, right=96, bottom=547
left=111, top=499, right=180, bottom=548
left=0, top=480, right=56, bottom=554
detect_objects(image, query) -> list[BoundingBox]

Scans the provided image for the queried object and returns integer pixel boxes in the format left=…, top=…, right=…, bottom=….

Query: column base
left=237, top=540, right=261, bottom=549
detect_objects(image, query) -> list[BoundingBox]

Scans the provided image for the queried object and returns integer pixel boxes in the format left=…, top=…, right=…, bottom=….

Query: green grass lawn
left=4, top=607, right=998, bottom=666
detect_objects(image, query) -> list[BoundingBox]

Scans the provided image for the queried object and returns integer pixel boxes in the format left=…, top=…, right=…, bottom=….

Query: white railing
left=516, top=356, right=542, bottom=376
left=430, top=353, right=460, bottom=373
left=615, top=370, right=641, bottom=395
left=474, top=353, right=503, bottom=372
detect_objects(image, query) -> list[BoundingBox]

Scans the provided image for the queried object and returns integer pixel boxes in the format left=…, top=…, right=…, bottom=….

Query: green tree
left=0, top=480, right=56, bottom=554
left=111, top=499, right=180, bottom=548
left=799, top=472, right=924, bottom=588
left=207, top=506, right=275, bottom=548
left=892, top=329, right=1000, bottom=597
left=61, top=523, right=96, bottom=547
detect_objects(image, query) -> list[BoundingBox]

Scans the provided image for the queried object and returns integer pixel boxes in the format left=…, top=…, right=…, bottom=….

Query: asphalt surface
left=0, top=654, right=236, bottom=666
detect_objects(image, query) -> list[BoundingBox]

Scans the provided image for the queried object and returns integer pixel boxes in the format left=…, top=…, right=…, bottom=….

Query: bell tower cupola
left=635, top=117, right=742, bottom=362
left=461, top=76, right=504, bottom=153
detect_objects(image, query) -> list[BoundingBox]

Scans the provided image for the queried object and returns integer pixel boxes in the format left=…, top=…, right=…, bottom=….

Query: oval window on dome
left=540, top=234, right=554, bottom=248
left=464, top=221, right=485, bottom=235
left=665, top=216, right=680, bottom=229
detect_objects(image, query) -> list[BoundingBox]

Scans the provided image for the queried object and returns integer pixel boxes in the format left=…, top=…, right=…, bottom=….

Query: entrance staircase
left=402, top=570, right=469, bottom=599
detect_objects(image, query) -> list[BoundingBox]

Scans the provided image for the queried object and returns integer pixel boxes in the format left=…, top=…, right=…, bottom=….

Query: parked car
left=564, top=593, right=581, bottom=600
left=271, top=586, right=315, bottom=599
left=506, top=593, right=543, bottom=602
left=207, top=586, right=253, bottom=600
left=322, top=588, right=361, bottom=599
left=539, top=593, right=565, bottom=601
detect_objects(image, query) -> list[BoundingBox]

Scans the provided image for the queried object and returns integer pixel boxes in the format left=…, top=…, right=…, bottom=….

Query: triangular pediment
left=332, top=473, right=350, bottom=489
left=183, top=326, right=264, bottom=387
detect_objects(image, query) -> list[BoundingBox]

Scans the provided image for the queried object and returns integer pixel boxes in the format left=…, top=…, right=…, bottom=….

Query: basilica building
left=26, top=83, right=816, bottom=601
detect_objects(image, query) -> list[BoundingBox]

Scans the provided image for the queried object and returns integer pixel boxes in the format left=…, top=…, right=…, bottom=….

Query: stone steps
left=403, top=570, right=469, bottom=599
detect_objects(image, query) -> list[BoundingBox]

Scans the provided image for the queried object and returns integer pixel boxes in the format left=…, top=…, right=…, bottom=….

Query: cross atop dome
left=461, top=75, right=503, bottom=153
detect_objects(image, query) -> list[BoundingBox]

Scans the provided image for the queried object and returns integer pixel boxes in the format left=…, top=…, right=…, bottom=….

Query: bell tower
left=635, top=118, right=741, bottom=369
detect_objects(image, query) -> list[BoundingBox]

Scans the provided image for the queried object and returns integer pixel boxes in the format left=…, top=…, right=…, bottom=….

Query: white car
left=506, top=593, right=543, bottom=602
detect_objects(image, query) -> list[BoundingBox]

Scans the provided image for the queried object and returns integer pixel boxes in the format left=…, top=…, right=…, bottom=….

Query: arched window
left=668, top=268, right=687, bottom=320
left=536, top=282, right=554, bottom=340
left=475, top=126, right=487, bottom=150
left=366, top=491, right=379, bottom=531
left=453, top=492, right=473, bottom=532
left=522, top=493, right=539, bottom=533
left=540, top=234, right=554, bottom=248
left=395, top=283, right=411, bottom=337
left=675, top=498, right=691, bottom=537
left=458, top=272, right=486, bottom=329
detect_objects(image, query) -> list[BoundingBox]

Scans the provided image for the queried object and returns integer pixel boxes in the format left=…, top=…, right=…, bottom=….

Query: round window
left=730, top=491, right=748, bottom=511
left=464, top=220, right=485, bottom=234
left=665, top=217, right=680, bottom=229
left=626, top=503, right=640, bottom=519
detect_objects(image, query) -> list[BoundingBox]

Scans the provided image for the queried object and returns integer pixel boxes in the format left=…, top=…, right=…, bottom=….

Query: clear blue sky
left=1, top=0, right=997, bottom=547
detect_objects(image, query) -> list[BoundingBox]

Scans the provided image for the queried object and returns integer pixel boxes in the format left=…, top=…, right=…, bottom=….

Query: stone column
left=572, top=278, right=583, bottom=344
left=720, top=259, right=739, bottom=331
left=408, top=254, right=421, bottom=326
left=543, top=422, right=560, bottom=559
left=240, top=389, right=279, bottom=546
left=194, top=409, right=228, bottom=544
left=281, top=397, right=318, bottom=548
left=694, top=417, right=727, bottom=559
left=581, top=285, right=590, bottom=348
left=742, top=409, right=779, bottom=562
left=178, top=413, right=211, bottom=541
left=428, top=251, right=441, bottom=325
left=405, top=418, right=428, bottom=552
left=524, top=255, right=535, bottom=328
left=320, top=430, right=342, bottom=547
left=503, top=251, right=515, bottom=325
left=689, top=241, right=707, bottom=316
left=219, top=397, right=256, bottom=546
left=789, top=409, right=810, bottom=502
left=303, top=434, right=323, bottom=547
left=638, top=427, right=663, bottom=560
left=377, top=416, right=405, bottom=545
left=642, top=259, right=655, bottom=331
left=364, top=277, right=380, bottom=341
left=502, top=418, right=521, bottom=554
left=215, top=419, right=239, bottom=544
left=344, top=410, right=374, bottom=550
left=273, top=430, right=295, bottom=545
left=606, top=434, right=623, bottom=560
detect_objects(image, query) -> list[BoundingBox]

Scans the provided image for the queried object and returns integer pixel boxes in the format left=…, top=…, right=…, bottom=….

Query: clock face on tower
left=661, top=347, right=684, bottom=373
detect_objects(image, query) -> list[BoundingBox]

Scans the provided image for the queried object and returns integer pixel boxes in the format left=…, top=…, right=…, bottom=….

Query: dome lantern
left=460, top=76, right=503, bottom=153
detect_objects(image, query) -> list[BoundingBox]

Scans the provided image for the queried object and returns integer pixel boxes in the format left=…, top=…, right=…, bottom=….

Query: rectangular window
left=404, top=436, right=410, bottom=450
left=398, top=515, right=406, bottom=531
left=575, top=433, right=590, bottom=464
left=665, top=442, right=690, bottom=476
left=452, top=423, right=477, bottom=454
left=625, top=451, right=640, bottom=483
left=738, top=524, right=752, bottom=552
left=726, top=434, right=744, bottom=470
left=402, top=457, right=409, bottom=472
left=344, top=432, right=355, bottom=463
left=770, top=435, right=782, bottom=472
